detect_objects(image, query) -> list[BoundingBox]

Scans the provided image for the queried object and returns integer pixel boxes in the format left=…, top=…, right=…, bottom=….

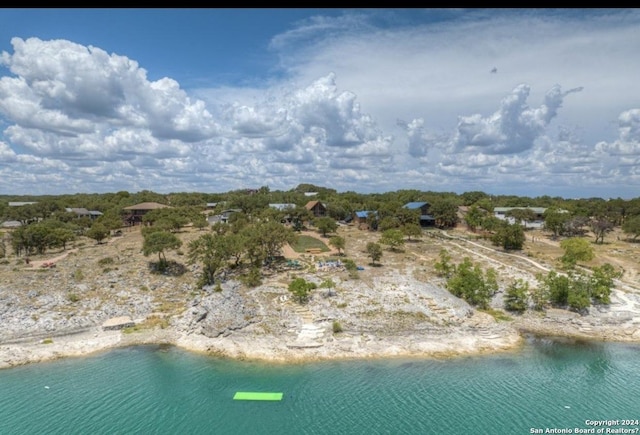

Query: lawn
left=292, top=235, right=330, bottom=253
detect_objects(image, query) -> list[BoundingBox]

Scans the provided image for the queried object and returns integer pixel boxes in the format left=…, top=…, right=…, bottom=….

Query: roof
left=493, top=207, right=546, bottom=215
left=66, top=207, right=90, bottom=215
left=269, top=203, right=296, bottom=211
left=355, top=210, right=377, bottom=218
left=305, top=200, right=325, bottom=210
left=123, top=202, right=171, bottom=211
left=420, top=215, right=435, bottom=221
left=8, top=201, right=37, bottom=207
left=403, top=201, right=429, bottom=209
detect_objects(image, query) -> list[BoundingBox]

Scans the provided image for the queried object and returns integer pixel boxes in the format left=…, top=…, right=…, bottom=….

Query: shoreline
left=4, top=316, right=640, bottom=370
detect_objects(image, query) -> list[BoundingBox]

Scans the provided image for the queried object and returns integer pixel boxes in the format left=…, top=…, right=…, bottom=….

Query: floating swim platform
left=233, top=392, right=283, bottom=401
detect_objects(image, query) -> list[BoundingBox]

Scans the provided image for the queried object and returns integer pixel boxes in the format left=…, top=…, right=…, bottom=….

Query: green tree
left=143, top=230, right=182, bottom=270
left=505, top=208, right=537, bottom=226
left=430, top=198, right=459, bottom=229
left=187, top=233, right=230, bottom=288
left=504, top=279, right=529, bottom=313
left=491, top=222, right=525, bottom=250
left=567, top=275, right=591, bottom=312
left=543, top=208, right=570, bottom=239
left=379, top=229, right=405, bottom=251
left=328, top=235, right=345, bottom=255
left=434, top=249, right=454, bottom=278
left=288, top=277, right=317, bottom=304
left=366, top=242, right=383, bottom=266
left=192, top=214, right=209, bottom=231
left=560, top=237, right=594, bottom=268
left=542, top=271, right=571, bottom=306
left=86, top=223, right=109, bottom=244
left=314, top=216, right=338, bottom=237
left=320, top=278, right=337, bottom=297
left=622, top=215, right=640, bottom=241
left=401, top=223, right=422, bottom=241
left=464, top=205, right=485, bottom=232
left=590, top=263, right=621, bottom=304
left=446, top=257, right=497, bottom=309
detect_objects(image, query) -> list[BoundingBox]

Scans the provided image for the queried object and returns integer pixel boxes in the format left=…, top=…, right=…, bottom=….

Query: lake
left=1, top=336, right=639, bottom=434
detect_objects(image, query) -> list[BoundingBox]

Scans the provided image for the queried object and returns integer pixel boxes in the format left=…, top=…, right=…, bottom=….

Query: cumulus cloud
left=1, top=10, right=639, bottom=197
left=449, top=84, right=583, bottom=155
left=595, top=108, right=640, bottom=155
left=0, top=37, right=220, bottom=154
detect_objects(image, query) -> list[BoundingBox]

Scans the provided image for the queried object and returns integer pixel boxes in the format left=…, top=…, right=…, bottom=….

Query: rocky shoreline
left=2, top=268, right=639, bottom=370
left=2, top=227, right=639, bottom=370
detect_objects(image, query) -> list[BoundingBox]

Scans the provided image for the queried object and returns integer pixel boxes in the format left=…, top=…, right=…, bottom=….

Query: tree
left=314, top=216, right=338, bottom=237
left=86, top=223, right=109, bottom=244
left=187, top=233, right=230, bottom=287
left=560, top=237, right=594, bottom=268
left=379, top=229, right=405, bottom=251
left=590, top=217, right=614, bottom=244
left=590, top=263, right=621, bottom=304
left=402, top=223, right=422, bottom=241
left=446, top=257, right=497, bottom=309
left=543, top=208, right=570, bottom=239
left=505, top=208, right=537, bottom=227
left=542, top=271, right=571, bottom=306
left=192, top=214, right=209, bottom=231
left=622, top=215, right=640, bottom=241
left=433, top=249, right=454, bottom=278
left=328, top=235, right=345, bottom=255
left=464, top=205, right=485, bottom=232
left=143, top=230, right=182, bottom=270
left=491, top=222, right=525, bottom=250
left=320, top=278, right=337, bottom=297
left=504, top=279, right=529, bottom=313
left=288, top=277, right=317, bottom=304
left=366, top=242, right=383, bottom=266
left=430, top=198, right=459, bottom=229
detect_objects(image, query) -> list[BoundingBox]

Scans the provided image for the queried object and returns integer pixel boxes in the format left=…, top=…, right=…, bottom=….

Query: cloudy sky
left=0, top=9, right=639, bottom=198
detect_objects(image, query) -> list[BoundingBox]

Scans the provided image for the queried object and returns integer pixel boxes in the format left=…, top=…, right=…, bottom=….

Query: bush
left=97, top=257, right=115, bottom=266
left=332, top=320, right=343, bottom=333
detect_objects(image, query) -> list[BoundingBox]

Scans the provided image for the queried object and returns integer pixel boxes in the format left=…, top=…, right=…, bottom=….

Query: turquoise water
left=1, top=337, right=639, bottom=435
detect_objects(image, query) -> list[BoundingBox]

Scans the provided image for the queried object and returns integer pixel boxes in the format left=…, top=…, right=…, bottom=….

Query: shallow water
left=1, top=337, right=639, bottom=435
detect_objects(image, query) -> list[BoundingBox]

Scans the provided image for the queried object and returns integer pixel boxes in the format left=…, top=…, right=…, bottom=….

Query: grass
left=292, top=235, right=330, bottom=253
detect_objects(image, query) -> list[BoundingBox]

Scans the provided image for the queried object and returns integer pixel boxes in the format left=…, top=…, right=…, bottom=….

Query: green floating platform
left=233, top=392, right=283, bottom=401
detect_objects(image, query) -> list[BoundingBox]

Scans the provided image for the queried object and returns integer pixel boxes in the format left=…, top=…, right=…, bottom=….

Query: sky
left=0, top=8, right=639, bottom=199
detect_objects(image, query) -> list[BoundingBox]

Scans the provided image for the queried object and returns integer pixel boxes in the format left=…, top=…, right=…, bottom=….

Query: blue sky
left=0, top=8, right=639, bottom=198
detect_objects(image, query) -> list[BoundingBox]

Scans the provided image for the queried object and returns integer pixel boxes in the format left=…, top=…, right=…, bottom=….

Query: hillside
left=0, top=222, right=639, bottom=368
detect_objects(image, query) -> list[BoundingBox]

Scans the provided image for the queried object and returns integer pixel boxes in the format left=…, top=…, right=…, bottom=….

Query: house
left=123, top=202, right=171, bottom=225
left=493, top=207, right=547, bottom=228
left=353, top=210, right=378, bottom=230
left=65, top=207, right=103, bottom=220
left=403, top=202, right=435, bottom=227
left=269, top=203, right=296, bottom=212
left=305, top=200, right=327, bottom=218
left=219, top=208, right=242, bottom=223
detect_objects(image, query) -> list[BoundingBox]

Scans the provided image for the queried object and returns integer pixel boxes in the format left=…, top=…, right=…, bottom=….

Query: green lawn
left=292, top=235, right=330, bottom=253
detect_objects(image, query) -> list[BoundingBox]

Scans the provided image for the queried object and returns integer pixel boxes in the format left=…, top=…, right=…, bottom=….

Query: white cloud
left=1, top=11, right=640, bottom=198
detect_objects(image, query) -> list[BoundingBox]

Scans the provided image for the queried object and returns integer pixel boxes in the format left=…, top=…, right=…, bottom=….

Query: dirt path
left=26, top=248, right=79, bottom=269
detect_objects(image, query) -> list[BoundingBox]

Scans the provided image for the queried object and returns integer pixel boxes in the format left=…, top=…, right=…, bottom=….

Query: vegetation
left=560, top=237, right=594, bottom=268
left=142, top=230, right=182, bottom=271
left=366, top=242, right=383, bottom=266
left=288, top=277, right=317, bottom=304
left=292, top=235, right=330, bottom=253
left=445, top=257, right=498, bottom=309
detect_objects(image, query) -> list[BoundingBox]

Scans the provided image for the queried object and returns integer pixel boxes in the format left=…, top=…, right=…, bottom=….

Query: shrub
left=332, top=320, right=343, bottom=333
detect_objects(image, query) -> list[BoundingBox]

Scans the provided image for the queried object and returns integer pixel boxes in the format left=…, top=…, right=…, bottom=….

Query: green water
left=1, top=337, right=639, bottom=435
